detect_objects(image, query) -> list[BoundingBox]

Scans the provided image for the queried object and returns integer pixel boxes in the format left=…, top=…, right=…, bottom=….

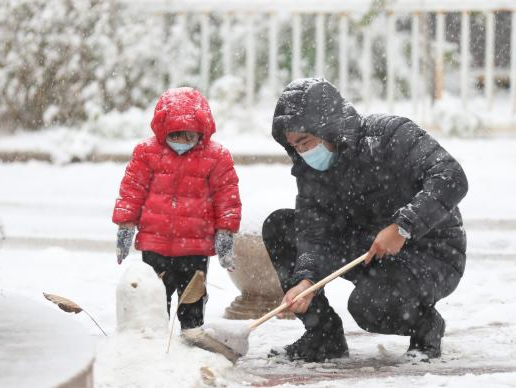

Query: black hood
left=272, top=78, right=364, bottom=159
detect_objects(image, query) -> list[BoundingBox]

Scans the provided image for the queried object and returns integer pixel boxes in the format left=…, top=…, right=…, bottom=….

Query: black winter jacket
left=272, top=78, right=468, bottom=285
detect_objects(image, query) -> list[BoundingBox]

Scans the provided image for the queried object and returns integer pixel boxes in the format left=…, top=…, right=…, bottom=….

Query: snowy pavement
left=1, top=241, right=515, bottom=387
left=1, top=136, right=516, bottom=387
left=1, top=136, right=516, bottom=253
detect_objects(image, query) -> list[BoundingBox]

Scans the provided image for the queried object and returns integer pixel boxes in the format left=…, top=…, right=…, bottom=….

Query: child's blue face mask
left=167, top=140, right=195, bottom=155
left=299, top=142, right=337, bottom=171
left=166, top=131, right=200, bottom=155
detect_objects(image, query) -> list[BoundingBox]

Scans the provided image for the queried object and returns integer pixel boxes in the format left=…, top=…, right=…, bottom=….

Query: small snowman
left=116, top=261, right=168, bottom=336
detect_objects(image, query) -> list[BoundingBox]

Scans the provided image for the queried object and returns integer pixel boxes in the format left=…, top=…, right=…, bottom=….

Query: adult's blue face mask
left=299, top=142, right=337, bottom=171
left=167, top=140, right=195, bottom=155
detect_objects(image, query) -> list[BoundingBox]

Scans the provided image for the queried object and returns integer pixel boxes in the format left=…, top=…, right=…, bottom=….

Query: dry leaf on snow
left=43, top=292, right=107, bottom=336
left=200, top=366, right=216, bottom=386
left=43, top=292, right=82, bottom=314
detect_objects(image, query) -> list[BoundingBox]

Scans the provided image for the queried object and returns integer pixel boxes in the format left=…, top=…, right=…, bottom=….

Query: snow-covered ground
left=1, top=134, right=516, bottom=387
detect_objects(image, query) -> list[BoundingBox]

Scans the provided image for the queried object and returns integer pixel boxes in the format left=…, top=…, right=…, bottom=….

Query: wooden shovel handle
left=249, top=252, right=370, bottom=330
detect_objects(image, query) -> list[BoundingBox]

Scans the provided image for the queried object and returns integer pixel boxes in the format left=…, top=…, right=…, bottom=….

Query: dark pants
left=142, top=251, right=208, bottom=330
left=262, top=209, right=461, bottom=338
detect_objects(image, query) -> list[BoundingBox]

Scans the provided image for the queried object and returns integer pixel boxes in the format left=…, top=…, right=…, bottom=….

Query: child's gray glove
left=215, top=230, right=235, bottom=272
left=116, top=225, right=135, bottom=264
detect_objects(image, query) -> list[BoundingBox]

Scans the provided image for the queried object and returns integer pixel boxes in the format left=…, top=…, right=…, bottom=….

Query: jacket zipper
left=171, top=156, right=186, bottom=209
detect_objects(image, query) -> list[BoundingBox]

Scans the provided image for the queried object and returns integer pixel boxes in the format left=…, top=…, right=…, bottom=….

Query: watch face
left=397, top=226, right=410, bottom=239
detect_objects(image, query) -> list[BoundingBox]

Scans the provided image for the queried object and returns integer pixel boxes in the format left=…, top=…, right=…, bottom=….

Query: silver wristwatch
left=397, top=225, right=411, bottom=239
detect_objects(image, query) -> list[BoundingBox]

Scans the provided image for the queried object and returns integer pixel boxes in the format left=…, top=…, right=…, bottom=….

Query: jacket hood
left=271, top=78, right=363, bottom=159
left=150, top=87, right=216, bottom=145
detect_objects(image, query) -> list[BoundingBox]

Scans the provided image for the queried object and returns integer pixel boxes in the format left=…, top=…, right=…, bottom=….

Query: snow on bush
left=83, top=107, right=153, bottom=140
left=208, top=76, right=261, bottom=136
left=0, top=1, right=414, bottom=134
left=44, top=127, right=99, bottom=164
left=432, top=94, right=484, bottom=137
left=0, top=0, right=199, bottom=132
left=2, top=1, right=507, bottom=138
left=0, top=0, right=112, bottom=130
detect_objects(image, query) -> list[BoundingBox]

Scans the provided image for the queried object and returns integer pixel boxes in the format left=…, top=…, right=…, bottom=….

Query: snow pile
left=40, top=127, right=99, bottom=164
left=95, top=330, right=235, bottom=388
left=433, top=94, right=483, bottom=137
left=94, top=261, right=236, bottom=388
left=83, top=107, right=153, bottom=140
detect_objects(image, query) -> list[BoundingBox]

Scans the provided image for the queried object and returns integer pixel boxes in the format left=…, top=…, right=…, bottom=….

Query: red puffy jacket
left=112, top=88, right=241, bottom=257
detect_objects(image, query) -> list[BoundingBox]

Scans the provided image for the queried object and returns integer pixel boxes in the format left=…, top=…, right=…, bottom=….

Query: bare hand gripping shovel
left=199, top=252, right=370, bottom=363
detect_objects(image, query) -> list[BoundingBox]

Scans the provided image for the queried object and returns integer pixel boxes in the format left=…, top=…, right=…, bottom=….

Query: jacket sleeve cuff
left=112, top=209, right=138, bottom=224
left=285, top=270, right=315, bottom=290
left=285, top=252, right=321, bottom=289
left=214, top=219, right=240, bottom=233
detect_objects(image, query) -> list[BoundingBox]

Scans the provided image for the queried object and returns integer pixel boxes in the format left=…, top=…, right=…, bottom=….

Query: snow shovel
left=202, top=251, right=371, bottom=363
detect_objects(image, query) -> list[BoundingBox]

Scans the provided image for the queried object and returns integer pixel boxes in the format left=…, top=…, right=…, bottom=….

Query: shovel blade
left=204, top=322, right=251, bottom=357
left=182, top=327, right=242, bottom=364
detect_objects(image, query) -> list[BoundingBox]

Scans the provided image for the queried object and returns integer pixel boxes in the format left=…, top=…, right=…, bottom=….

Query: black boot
left=268, top=295, right=350, bottom=362
left=407, top=309, right=445, bottom=360
left=283, top=325, right=349, bottom=362
left=292, top=293, right=349, bottom=362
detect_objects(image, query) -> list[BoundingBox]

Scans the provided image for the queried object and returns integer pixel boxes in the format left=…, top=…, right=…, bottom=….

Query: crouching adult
left=263, top=78, right=468, bottom=362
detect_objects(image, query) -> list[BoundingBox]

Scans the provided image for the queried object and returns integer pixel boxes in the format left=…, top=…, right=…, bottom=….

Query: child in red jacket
left=112, top=87, right=241, bottom=340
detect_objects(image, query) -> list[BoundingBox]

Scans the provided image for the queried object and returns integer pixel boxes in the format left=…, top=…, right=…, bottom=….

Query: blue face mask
left=299, top=142, right=337, bottom=171
left=167, top=140, right=196, bottom=155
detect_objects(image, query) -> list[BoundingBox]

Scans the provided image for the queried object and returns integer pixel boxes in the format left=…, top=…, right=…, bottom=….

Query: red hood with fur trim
left=150, top=87, right=216, bottom=144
